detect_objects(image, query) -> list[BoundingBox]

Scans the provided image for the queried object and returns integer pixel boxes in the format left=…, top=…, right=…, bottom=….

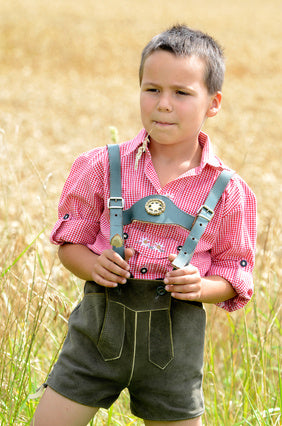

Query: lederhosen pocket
left=69, top=281, right=106, bottom=347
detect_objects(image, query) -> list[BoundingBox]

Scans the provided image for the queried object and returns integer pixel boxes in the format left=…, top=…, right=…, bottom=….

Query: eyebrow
left=142, top=81, right=197, bottom=94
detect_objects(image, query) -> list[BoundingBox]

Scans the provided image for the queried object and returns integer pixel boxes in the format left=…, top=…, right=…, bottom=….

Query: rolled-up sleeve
left=50, top=150, right=105, bottom=246
left=207, top=177, right=257, bottom=311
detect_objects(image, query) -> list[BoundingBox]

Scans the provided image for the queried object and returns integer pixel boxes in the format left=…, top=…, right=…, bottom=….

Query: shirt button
left=140, top=267, right=148, bottom=274
left=123, top=232, right=128, bottom=240
left=177, top=245, right=183, bottom=251
left=63, top=214, right=69, bottom=220
left=156, top=285, right=167, bottom=296
left=240, top=259, right=247, bottom=267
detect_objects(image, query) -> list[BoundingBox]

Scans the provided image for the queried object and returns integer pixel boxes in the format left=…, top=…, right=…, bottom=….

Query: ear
left=206, top=91, right=222, bottom=117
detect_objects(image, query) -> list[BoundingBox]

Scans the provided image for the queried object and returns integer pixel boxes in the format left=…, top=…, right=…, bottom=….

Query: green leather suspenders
left=107, top=144, right=125, bottom=259
left=171, top=169, right=234, bottom=269
left=107, top=144, right=235, bottom=269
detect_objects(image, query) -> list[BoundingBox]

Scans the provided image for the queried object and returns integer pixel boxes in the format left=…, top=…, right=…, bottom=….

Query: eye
left=176, top=90, right=189, bottom=96
left=146, top=88, right=159, bottom=93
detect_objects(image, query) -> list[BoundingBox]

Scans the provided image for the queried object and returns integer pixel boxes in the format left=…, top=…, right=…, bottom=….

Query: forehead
left=141, top=50, right=206, bottom=87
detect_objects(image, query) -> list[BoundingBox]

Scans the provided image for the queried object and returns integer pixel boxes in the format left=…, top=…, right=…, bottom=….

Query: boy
left=32, top=25, right=256, bottom=425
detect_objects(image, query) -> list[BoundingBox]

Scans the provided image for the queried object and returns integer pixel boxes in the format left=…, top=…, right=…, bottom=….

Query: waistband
left=85, top=280, right=202, bottom=310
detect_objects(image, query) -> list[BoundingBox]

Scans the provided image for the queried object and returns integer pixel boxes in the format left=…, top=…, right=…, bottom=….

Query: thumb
left=168, top=253, right=177, bottom=263
left=124, top=247, right=135, bottom=262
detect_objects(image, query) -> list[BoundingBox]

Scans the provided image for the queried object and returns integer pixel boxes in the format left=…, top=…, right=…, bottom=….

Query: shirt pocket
left=124, top=223, right=188, bottom=260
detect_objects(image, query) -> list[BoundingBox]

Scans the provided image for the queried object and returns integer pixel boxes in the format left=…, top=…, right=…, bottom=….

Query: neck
left=149, top=137, right=202, bottom=169
left=148, top=137, right=203, bottom=187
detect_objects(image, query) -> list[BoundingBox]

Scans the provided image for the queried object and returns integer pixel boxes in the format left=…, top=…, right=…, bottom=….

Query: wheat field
left=0, top=0, right=281, bottom=425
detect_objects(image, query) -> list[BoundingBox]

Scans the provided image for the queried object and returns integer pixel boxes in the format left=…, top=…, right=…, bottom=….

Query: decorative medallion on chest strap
left=145, top=198, right=166, bottom=216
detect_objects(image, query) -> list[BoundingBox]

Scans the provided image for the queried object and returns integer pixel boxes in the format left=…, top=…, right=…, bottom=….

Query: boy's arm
left=58, top=243, right=134, bottom=287
left=164, top=255, right=236, bottom=304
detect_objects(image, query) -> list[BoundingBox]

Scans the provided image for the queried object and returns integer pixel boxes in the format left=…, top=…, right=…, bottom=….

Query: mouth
left=153, top=120, right=175, bottom=127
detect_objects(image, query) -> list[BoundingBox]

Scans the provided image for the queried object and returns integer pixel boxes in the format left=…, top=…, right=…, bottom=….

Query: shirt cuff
left=208, top=260, right=254, bottom=312
left=50, top=214, right=98, bottom=246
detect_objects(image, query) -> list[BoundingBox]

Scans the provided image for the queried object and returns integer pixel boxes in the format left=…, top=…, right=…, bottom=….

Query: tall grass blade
left=1, top=229, right=45, bottom=278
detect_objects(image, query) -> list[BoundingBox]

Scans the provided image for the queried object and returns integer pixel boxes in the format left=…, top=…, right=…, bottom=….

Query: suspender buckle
left=197, top=205, right=214, bottom=221
left=107, top=197, right=124, bottom=209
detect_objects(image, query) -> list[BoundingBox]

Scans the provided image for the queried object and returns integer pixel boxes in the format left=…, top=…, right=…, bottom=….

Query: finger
left=91, top=273, right=122, bottom=288
left=124, top=248, right=135, bottom=263
left=170, top=291, right=200, bottom=301
left=168, top=253, right=177, bottom=263
left=91, top=265, right=129, bottom=287
left=164, top=273, right=200, bottom=286
left=165, top=283, right=200, bottom=294
left=102, top=250, right=131, bottom=274
left=166, top=263, right=197, bottom=277
left=92, top=251, right=131, bottom=287
left=103, top=248, right=134, bottom=275
left=94, top=265, right=129, bottom=283
left=102, top=256, right=130, bottom=277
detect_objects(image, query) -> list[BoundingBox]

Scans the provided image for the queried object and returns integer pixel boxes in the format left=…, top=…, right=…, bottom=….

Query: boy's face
left=140, top=51, right=221, bottom=149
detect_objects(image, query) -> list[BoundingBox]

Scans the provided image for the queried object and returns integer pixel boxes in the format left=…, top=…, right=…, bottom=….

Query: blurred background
left=0, top=0, right=281, bottom=424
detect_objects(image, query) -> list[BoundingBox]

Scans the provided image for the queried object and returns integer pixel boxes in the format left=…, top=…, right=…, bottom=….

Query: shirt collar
left=121, top=128, right=148, bottom=156
left=121, top=128, right=225, bottom=171
left=198, top=131, right=224, bottom=170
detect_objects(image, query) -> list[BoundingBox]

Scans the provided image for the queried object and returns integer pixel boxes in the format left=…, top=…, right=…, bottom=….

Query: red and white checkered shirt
left=50, top=129, right=257, bottom=312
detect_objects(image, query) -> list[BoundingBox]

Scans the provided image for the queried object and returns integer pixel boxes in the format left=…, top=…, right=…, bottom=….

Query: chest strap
left=107, top=144, right=234, bottom=268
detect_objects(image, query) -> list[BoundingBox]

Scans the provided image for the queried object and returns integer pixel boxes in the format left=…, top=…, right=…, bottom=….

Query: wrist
left=199, top=276, right=236, bottom=304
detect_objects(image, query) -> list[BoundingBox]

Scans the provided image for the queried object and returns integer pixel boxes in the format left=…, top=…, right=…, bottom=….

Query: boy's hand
left=164, top=254, right=202, bottom=301
left=91, top=248, right=134, bottom=288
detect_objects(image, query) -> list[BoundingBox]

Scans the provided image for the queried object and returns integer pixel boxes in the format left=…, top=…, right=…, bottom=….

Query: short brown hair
left=139, top=24, right=225, bottom=94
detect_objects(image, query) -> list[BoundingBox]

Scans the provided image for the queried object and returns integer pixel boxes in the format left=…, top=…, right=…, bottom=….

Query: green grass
left=203, top=278, right=281, bottom=425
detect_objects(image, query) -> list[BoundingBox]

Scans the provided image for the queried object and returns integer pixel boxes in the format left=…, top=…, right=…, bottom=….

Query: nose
left=157, top=93, right=173, bottom=112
